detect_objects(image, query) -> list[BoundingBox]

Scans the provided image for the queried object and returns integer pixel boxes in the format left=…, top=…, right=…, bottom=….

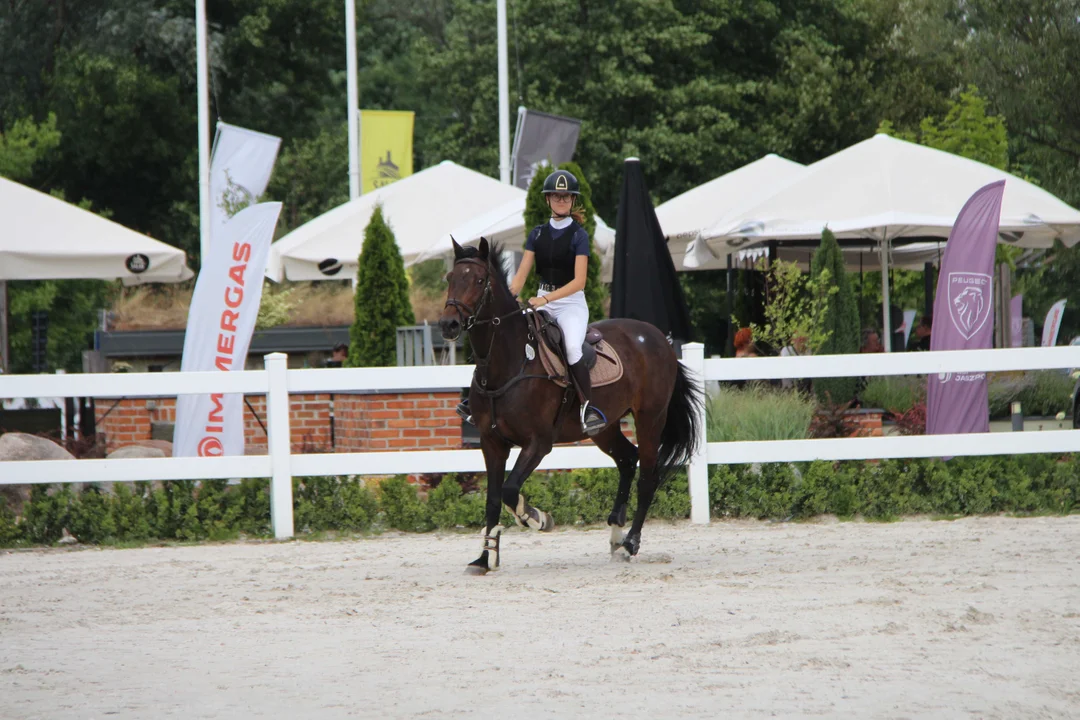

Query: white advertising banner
left=209, top=122, right=281, bottom=246
left=174, top=203, right=282, bottom=457
left=1041, top=299, right=1068, bottom=347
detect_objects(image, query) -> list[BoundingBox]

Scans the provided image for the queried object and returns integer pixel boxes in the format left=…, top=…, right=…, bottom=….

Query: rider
left=456, top=168, right=607, bottom=436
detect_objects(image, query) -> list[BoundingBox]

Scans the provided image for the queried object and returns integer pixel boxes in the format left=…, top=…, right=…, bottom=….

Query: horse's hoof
left=623, top=535, right=641, bottom=557
left=609, top=526, right=629, bottom=560
left=540, top=511, right=555, bottom=532
left=466, top=553, right=493, bottom=575
left=465, top=562, right=490, bottom=576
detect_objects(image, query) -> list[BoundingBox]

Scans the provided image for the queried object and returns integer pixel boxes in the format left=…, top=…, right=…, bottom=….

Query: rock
left=0, top=433, right=75, bottom=515
left=113, top=440, right=173, bottom=457
left=107, top=446, right=166, bottom=460
left=0, top=433, right=75, bottom=462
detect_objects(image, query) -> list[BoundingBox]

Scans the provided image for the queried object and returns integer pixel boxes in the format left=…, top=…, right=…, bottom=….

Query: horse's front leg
left=467, top=433, right=511, bottom=575
left=501, top=437, right=555, bottom=532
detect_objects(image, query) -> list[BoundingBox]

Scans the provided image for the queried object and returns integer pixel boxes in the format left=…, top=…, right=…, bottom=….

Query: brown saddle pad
left=537, top=336, right=624, bottom=388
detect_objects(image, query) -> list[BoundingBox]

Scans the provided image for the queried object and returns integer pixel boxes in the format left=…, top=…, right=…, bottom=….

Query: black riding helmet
left=542, top=169, right=580, bottom=196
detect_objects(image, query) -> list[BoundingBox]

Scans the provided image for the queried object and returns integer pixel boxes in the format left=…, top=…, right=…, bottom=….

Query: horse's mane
left=457, top=241, right=512, bottom=297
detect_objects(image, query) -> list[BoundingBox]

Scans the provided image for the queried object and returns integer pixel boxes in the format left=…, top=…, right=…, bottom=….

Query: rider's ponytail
left=570, top=201, right=586, bottom=225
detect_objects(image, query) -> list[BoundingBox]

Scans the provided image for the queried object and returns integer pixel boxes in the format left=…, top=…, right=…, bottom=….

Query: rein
left=445, top=256, right=558, bottom=406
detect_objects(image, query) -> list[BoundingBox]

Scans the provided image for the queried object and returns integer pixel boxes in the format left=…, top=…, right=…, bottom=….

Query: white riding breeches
left=538, top=289, right=589, bottom=364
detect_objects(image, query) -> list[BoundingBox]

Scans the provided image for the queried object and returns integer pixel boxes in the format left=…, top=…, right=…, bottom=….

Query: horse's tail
left=656, top=359, right=705, bottom=485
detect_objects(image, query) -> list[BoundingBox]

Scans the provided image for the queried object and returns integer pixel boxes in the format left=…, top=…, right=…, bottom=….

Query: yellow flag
left=360, top=110, right=414, bottom=194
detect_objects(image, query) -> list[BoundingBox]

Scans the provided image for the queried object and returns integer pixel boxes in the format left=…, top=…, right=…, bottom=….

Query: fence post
left=265, top=352, right=294, bottom=539
left=681, top=342, right=710, bottom=524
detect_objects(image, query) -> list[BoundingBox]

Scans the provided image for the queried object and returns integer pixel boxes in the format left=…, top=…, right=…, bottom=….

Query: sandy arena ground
left=2, top=516, right=1079, bottom=719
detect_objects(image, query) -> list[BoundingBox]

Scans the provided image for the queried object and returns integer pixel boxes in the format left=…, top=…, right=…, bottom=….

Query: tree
left=811, top=229, right=860, bottom=405
left=0, top=114, right=60, bottom=180
left=348, top=205, right=414, bottom=367
left=749, top=259, right=835, bottom=357
left=877, top=87, right=1008, bottom=170
left=959, top=0, right=1080, bottom=207
left=520, top=161, right=607, bottom=321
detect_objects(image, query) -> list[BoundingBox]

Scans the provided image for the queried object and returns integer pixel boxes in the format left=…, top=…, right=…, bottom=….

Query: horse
left=439, top=237, right=703, bottom=574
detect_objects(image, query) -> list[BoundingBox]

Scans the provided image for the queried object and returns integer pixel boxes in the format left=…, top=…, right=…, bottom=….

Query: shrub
left=707, top=385, right=815, bottom=442
left=20, top=485, right=71, bottom=544
left=0, top=496, right=22, bottom=546
left=378, top=476, right=433, bottom=532
left=68, top=484, right=117, bottom=543
left=988, top=371, right=1074, bottom=418
left=859, top=376, right=924, bottom=414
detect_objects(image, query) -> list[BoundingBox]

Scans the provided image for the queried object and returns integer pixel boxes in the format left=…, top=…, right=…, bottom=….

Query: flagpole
left=880, top=232, right=892, bottom=352
left=496, top=0, right=510, bottom=184
left=0, top=280, right=8, bottom=374
left=345, top=0, right=360, bottom=199
left=196, top=0, right=212, bottom=264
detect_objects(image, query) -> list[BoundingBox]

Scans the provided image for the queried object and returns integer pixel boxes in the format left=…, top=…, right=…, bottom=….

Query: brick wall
left=94, top=391, right=463, bottom=454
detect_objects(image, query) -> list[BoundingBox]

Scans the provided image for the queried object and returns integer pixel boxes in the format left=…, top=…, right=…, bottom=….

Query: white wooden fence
left=2, top=343, right=1078, bottom=538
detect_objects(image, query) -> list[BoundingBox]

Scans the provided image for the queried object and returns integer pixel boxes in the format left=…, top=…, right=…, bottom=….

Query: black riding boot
left=456, top=398, right=475, bottom=426
left=569, top=359, right=607, bottom=436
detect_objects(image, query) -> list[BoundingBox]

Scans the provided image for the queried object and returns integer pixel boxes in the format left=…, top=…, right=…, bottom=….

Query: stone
left=0, top=432, right=75, bottom=462
left=0, top=433, right=75, bottom=514
left=123, top=440, right=173, bottom=457
left=107, top=445, right=166, bottom=460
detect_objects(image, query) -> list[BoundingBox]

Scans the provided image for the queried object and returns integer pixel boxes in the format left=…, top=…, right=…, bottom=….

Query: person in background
left=860, top=328, right=884, bottom=354
left=325, top=343, right=348, bottom=368
left=733, top=327, right=759, bottom=358
left=907, top=315, right=932, bottom=351
left=779, top=334, right=811, bottom=390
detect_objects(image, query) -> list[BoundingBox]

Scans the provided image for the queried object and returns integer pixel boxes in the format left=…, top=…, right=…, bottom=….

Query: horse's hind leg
left=590, top=423, right=638, bottom=554
left=621, top=410, right=667, bottom=558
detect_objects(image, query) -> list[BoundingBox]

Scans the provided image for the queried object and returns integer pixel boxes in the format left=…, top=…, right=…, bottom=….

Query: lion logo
left=947, top=272, right=992, bottom=341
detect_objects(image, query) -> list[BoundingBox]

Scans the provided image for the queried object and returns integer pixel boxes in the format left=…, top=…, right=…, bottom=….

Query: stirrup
left=580, top=403, right=607, bottom=436
left=456, top=401, right=475, bottom=426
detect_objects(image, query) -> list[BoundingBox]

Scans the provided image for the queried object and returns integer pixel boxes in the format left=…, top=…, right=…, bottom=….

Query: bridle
left=443, top=258, right=494, bottom=333
left=444, top=256, right=557, bottom=413
left=444, top=257, right=525, bottom=334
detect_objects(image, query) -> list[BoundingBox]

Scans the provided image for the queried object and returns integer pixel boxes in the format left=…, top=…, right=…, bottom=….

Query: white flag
left=174, top=203, right=282, bottom=457
left=210, top=122, right=281, bottom=246
left=1041, top=299, right=1068, bottom=347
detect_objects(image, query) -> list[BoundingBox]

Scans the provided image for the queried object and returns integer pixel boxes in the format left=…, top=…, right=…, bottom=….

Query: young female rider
left=516, top=169, right=606, bottom=435
left=456, top=168, right=606, bottom=436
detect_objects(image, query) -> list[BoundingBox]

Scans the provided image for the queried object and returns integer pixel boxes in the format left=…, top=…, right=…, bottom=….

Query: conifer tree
left=348, top=205, right=415, bottom=367
left=811, top=228, right=860, bottom=405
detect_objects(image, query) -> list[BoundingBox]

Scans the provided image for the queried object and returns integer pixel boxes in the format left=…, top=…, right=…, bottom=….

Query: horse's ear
left=478, top=236, right=490, bottom=261
left=451, top=236, right=464, bottom=260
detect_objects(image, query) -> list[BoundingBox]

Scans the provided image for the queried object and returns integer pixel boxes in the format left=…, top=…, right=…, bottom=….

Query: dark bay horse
left=439, top=237, right=703, bottom=574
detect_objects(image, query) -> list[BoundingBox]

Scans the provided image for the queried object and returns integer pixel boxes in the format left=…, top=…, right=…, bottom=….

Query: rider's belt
left=538, top=282, right=563, bottom=292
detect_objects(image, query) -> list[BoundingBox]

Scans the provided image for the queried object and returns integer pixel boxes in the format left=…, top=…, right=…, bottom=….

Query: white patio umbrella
left=415, top=196, right=618, bottom=280
left=1, top=176, right=194, bottom=373
left=1, top=177, right=193, bottom=283
left=652, top=154, right=806, bottom=271
left=266, top=160, right=525, bottom=281
left=699, top=134, right=1080, bottom=348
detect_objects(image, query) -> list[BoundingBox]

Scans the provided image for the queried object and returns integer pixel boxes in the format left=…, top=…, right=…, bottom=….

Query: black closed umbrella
left=610, top=158, right=692, bottom=347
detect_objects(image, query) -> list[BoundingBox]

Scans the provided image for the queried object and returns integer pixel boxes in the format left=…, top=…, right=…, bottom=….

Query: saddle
left=526, top=310, right=624, bottom=388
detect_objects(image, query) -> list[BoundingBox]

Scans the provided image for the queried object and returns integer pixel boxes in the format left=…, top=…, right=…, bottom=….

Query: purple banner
left=926, top=180, right=1005, bottom=435
left=1010, top=295, right=1023, bottom=348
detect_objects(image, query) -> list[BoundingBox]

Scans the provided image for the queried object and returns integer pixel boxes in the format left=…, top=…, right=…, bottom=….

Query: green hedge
left=1, top=455, right=1077, bottom=547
